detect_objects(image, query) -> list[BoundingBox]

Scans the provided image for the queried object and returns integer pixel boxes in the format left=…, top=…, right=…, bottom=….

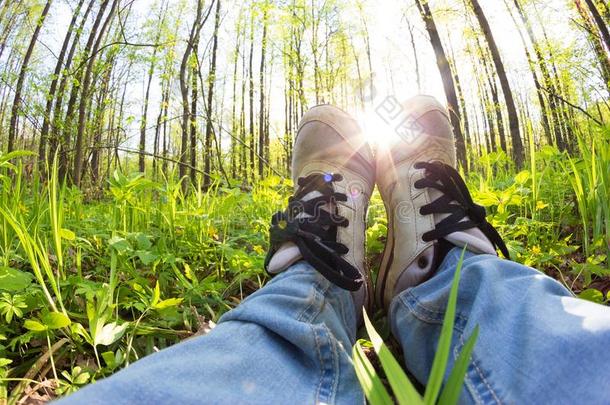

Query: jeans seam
left=454, top=331, right=503, bottom=405
left=325, top=323, right=340, bottom=404
left=398, top=291, right=504, bottom=402
left=313, top=325, right=326, bottom=403
left=470, top=355, right=502, bottom=404
left=400, top=290, right=468, bottom=327
left=296, top=278, right=331, bottom=323
left=294, top=275, right=339, bottom=403
left=312, top=324, right=339, bottom=404
left=333, top=286, right=353, bottom=339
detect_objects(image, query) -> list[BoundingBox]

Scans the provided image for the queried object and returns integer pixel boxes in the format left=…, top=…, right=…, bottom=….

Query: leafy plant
left=0, top=138, right=607, bottom=403
left=353, top=249, right=479, bottom=405
left=0, top=293, right=27, bottom=323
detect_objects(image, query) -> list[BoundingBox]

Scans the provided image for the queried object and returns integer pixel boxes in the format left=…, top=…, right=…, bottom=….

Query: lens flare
left=357, top=108, right=402, bottom=148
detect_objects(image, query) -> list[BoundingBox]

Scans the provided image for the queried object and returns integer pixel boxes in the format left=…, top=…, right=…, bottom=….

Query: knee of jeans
left=221, top=263, right=332, bottom=325
left=392, top=254, right=500, bottom=321
left=459, top=254, right=509, bottom=285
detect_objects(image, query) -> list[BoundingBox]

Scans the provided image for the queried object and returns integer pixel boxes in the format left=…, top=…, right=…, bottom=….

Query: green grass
left=354, top=248, right=478, bottom=405
left=0, top=127, right=608, bottom=402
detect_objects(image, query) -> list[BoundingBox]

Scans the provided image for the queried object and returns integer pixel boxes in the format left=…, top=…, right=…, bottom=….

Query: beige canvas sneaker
left=265, top=104, right=375, bottom=317
left=374, top=95, right=509, bottom=310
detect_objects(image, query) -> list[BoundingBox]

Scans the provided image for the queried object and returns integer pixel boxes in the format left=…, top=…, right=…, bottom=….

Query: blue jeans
left=59, top=248, right=610, bottom=404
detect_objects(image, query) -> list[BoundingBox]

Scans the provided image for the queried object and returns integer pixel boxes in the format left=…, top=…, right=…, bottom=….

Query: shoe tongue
left=268, top=190, right=336, bottom=274
left=428, top=188, right=497, bottom=256
left=296, top=190, right=334, bottom=220
left=267, top=242, right=302, bottom=274
left=445, top=229, right=497, bottom=256
left=300, top=190, right=323, bottom=205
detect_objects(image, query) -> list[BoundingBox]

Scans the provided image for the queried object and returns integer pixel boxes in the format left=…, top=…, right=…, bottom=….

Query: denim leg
left=390, top=247, right=610, bottom=405
left=58, top=261, right=363, bottom=405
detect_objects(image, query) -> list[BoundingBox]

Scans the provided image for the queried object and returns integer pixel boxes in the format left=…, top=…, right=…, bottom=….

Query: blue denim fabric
left=58, top=251, right=610, bottom=404
left=391, top=248, right=610, bottom=404
left=58, top=262, right=363, bottom=404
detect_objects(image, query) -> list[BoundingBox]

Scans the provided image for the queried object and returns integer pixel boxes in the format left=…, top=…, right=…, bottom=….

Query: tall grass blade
left=362, top=310, right=424, bottom=405
left=423, top=248, right=467, bottom=405
left=352, top=340, right=394, bottom=405
left=438, top=325, right=479, bottom=405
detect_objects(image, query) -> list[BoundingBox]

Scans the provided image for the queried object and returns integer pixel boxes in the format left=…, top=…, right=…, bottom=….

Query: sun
left=357, top=108, right=403, bottom=149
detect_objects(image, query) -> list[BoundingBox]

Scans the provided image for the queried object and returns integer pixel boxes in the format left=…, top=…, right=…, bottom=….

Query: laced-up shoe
left=265, top=104, right=376, bottom=317
left=374, top=95, right=509, bottom=310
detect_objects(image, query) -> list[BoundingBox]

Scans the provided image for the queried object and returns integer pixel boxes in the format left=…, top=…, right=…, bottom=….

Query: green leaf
left=73, top=370, right=90, bottom=385
left=137, top=250, right=158, bottom=265
left=424, top=248, right=467, bottom=405
left=71, top=322, right=93, bottom=345
left=153, top=297, right=183, bottom=310
left=109, top=236, right=131, bottom=254
left=362, top=310, right=423, bottom=405
left=0, top=150, right=35, bottom=170
left=24, top=319, right=47, bottom=332
left=514, top=170, right=530, bottom=185
left=0, top=266, right=33, bottom=291
left=135, top=233, right=152, bottom=250
left=59, top=228, right=76, bottom=241
left=184, top=263, right=194, bottom=281
left=151, top=281, right=161, bottom=307
left=578, top=288, right=605, bottom=304
left=352, top=340, right=393, bottom=405
left=41, top=312, right=71, bottom=329
left=438, top=326, right=479, bottom=405
left=473, top=191, right=499, bottom=207
left=94, top=322, right=128, bottom=346
left=0, top=358, right=12, bottom=367
left=101, top=351, right=116, bottom=368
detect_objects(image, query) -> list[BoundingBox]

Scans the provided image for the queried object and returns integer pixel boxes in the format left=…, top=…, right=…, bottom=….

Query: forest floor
left=0, top=139, right=609, bottom=403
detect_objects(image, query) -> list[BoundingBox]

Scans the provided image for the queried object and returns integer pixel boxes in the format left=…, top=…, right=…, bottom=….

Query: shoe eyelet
left=417, top=256, right=428, bottom=269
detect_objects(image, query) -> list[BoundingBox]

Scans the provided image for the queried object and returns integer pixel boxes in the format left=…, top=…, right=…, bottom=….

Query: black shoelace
left=413, top=161, right=510, bottom=259
left=264, top=173, right=363, bottom=291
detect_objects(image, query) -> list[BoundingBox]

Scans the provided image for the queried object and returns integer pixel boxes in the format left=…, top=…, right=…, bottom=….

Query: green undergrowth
left=0, top=127, right=609, bottom=402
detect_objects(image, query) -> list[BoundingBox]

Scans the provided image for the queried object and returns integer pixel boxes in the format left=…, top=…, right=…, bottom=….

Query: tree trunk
left=406, top=17, right=422, bottom=93
left=240, top=30, right=247, bottom=179
left=73, top=0, right=118, bottom=186
left=190, top=42, right=198, bottom=185
left=230, top=10, right=242, bottom=179
left=414, top=0, right=467, bottom=168
left=161, top=80, right=170, bottom=175
left=468, top=0, right=524, bottom=167
left=513, top=0, right=565, bottom=149
left=153, top=77, right=169, bottom=177
left=505, top=0, right=551, bottom=145
left=39, top=0, right=85, bottom=167
left=258, top=2, right=268, bottom=177
left=467, top=41, right=496, bottom=152
left=7, top=0, right=53, bottom=152
left=248, top=14, right=255, bottom=182
left=582, top=0, right=610, bottom=52
left=311, top=0, right=321, bottom=103
left=54, top=0, right=95, bottom=180
left=357, top=3, right=374, bottom=102
left=446, top=37, right=471, bottom=156
left=90, top=62, right=113, bottom=183
left=204, top=0, right=221, bottom=187
left=139, top=6, right=165, bottom=173
left=575, top=0, right=610, bottom=92
left=0, top=2, right=20, bottom=60
left=179, top=0, right=205, bottom=192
